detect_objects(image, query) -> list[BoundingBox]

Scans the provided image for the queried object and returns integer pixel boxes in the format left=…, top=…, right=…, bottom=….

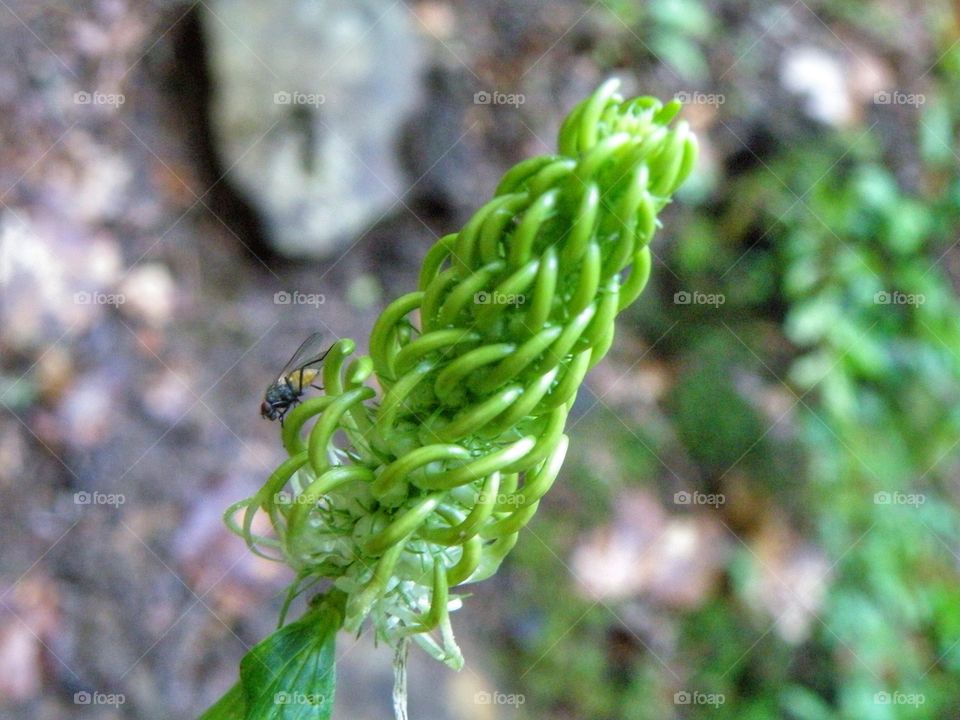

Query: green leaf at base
left=198, top=598, right=342, bottom=720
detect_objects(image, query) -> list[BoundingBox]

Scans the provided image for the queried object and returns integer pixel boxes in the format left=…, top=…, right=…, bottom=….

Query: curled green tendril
left=226, top=79, right=697, bottom=668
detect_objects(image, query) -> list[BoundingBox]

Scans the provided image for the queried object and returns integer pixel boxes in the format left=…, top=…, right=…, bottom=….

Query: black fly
left=261, top=332, right=332, bottom=423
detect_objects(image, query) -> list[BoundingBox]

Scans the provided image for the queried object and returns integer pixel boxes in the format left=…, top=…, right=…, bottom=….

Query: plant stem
left=392, top=637, right=409, bottom=720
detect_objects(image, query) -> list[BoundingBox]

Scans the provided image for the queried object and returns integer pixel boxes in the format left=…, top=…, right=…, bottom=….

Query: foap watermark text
left=674, top=490, right=725, bottom=508
left=474, top=291, right=525, bottom=306
left=74, top=91, right=125, bottom=108
left=75, top=491, right=125, bottom=508
left=674, top=690, right=725, bottom=707
left=874, top=491, right=925, bottom=507
left=275, top=291, right=326, bottom=308
left=474, top=90, right=525, bottom=107
left=674, top=290, right=724, bottom=307
left=675, top=91, right=725, bottom=107
left=475, top=691, right=525, bottom=707
left=274, top=91, right=325, bottom=107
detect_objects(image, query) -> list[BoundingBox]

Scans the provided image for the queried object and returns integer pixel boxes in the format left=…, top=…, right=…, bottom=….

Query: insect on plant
left=260, top=332, right=332, bottom=423
left=205, top=80, right=697, bottom=720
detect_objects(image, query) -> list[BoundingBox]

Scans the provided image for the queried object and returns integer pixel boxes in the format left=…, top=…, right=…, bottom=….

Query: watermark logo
left=274, top=290, right=326, bottom=308
left=275, top=691, right=327, bottom=706
left=673, top=290, right=724, bottom=307
left=74, top=491, right=125, bottom=508
left=874, top=691, right=925, bottom=706
left=674, top=490, right=725, bottom=508
left=874, top=491, right=925, bottom=507
left=477, top=491, right=526, bottom=507
left=873, top=90, right=925, bottom=107
left=474, top=691, right=525, bottom=707
left=274, top=91, right=326, bottom=107
left=74, top=91, right=125, bottom=108
left=474, top=291, right=525, bottom=306
left=874, top=290, right=925, bottom=306
left=474, top=90, right=525, bottom=107
left=74, top=291, right=125, bottom=306
left=674, top=690, right=725, bottom=707
left=74, top=691, right=126, bottom=707
left=273, top=492, right=315, bottom=506
left=674, top=91, right=725, bottom=107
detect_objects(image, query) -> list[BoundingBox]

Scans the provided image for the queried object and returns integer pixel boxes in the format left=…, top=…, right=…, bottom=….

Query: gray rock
left=203, top=0, right=425, bottom=258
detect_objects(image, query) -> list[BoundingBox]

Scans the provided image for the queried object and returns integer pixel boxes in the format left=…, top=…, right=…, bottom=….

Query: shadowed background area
left=1, top=1, right=960, bottom=718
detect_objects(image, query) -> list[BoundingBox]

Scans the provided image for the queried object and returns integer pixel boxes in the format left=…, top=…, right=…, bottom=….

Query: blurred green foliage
left=492, top=2, right=960, bottom=718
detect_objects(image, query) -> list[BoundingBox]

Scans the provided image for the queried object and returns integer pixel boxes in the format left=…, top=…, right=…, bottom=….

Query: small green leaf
left=197, top=599, right=341, bottom=720
left=240, top=603, right=339, bottom=719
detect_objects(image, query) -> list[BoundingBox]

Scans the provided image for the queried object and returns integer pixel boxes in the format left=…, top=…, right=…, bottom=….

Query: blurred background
left=1, top=0, right=959, bottom=718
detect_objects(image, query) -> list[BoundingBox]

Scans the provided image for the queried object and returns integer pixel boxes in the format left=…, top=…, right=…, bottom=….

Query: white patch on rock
left=204, top=0, right=425, bottom=258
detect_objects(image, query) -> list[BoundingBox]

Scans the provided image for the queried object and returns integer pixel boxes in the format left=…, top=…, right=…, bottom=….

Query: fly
left=261, top=332, right=332, bottom=423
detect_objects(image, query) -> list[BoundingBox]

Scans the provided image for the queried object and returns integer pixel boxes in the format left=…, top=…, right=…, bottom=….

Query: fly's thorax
left=266, top=379, right=300, bottom=405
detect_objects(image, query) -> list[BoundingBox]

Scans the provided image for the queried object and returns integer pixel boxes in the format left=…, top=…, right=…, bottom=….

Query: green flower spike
left=217, top=78, right=697, bottom=717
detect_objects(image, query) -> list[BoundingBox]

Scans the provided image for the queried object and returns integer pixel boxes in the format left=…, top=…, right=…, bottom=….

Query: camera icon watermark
left=673, top=690, right=725, bottom=707
left=274, top=290, right=326, bottom=308
left=674, top=490, right=725, bottom=508
left=275, top=691, right=326, bottom=706
left=873, top=90, right=925, bottom=107
left=273, top=492, right=315, bottom=506
left=874, top=690, right=925, bottom=706
left=73, top=90, right=125, bottom=108
left=474, top=90, right=525, bottom=107
left=873, top=491, right=925, bottom=507
left=874, top=290, right=925, bottom=306
left=674, top=90, right=725, bottom=107
left=473, top=291, right=525, bottom=306
left=673, top=290, right=725, bottom=307
left=74, top=491, right=125, bottom=508
left=74, top=691, right=125, bottom=707
left=74, top=291, right=125, bottom=306
left=474, top=691, right=525, bottom=706
left=274, top=91, right=325, bottom=107
left=477, top=491, right=526, bottom=507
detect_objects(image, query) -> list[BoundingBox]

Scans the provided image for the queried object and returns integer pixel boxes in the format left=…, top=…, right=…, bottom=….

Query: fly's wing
left=280, top=332, right=332, bottom=391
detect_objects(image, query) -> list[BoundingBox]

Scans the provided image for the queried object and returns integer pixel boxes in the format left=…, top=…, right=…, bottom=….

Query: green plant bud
left=227, top=78, right=698, bottom=667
